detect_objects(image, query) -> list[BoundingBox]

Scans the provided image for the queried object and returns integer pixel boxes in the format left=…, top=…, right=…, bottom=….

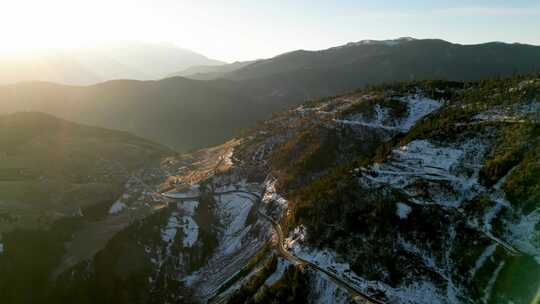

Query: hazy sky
left=0, top=0, right=539, bottom=62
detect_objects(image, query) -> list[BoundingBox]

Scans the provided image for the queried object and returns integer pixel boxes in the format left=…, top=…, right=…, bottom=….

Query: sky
left=0, top=0, right=538, bottom=62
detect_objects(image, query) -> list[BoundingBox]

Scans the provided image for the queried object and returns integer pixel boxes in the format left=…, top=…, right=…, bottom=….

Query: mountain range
left=1, top=38, right=539, bottom=153
left=170, top=61, right=258, bottom=80
left=0, top=41, right=224, bottom=85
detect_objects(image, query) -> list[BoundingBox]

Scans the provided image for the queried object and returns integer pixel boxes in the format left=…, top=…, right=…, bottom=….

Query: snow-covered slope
left=40, top=76, right=540, bottom=304
left=230, top=77, right=540, bottom=304
left=334, top=95, right=442, bottom=133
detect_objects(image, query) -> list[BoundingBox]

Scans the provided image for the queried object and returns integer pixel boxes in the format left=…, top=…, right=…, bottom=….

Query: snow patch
left=398, top=237, right=463, bottom=303
left=482, top=261, right=505, bottom=303
left=72, top=207, right=84, bottom=217
left=223, top=150, right=234, bottom=166
left=285, top=225, right=306, bottom=249
left=262, top=178, right=288, bottom=211
left=344, top=37, right=415, bottom=48
left=470, top=244, right=497, bottom=278
left=309, top=271, right=352, bottom=304
left=180, top=216, right=199, bottom=247
left=109, top=201, right=126, bottom=215
left=396, top=202, right=412, bottom=219
left=289, top=235, right=457, bottom=304
left=216, top=192, right=254, bottom=255
left=214, top=179, right=255, bottom=193
left=161, top=212, right=199, bottom=248
left=177, top=200, right=199, bottom=216
left=335, top=104, right=397, bottom=131
left=399, top=239, right=438, bottom=270
left=335, top=95, right=441, bottom=133
left=390, top=281, right=448, bottom=304
left=179, top=183, right=268, bottom=300
left=400, top=95, right=442, bottom=131
left=264, top=258, right=291, bottom=286
left=482, top=193, right=509, bottom=234
left=360, top=139, right=486, bottom=208
left=360, top=137, right=525, bottom=257
left=162, top=213, right=179, bottom=243
left=473, top=101, right=540, bottom=123
left=507, top=209, right=540, bottom=262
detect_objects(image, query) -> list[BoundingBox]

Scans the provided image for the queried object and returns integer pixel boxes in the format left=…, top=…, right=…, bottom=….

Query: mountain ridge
left=0, top=41, right=225, bottom=85
left=2, top=38, right=540, bottom=153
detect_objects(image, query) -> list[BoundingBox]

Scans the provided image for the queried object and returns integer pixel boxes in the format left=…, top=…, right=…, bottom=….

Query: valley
left=2, top=75, right=538, bottom=303
left=2, top=1, right=540, bottom=303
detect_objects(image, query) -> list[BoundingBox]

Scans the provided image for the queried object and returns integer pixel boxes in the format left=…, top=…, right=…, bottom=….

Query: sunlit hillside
left=0, top=1, right=539, bottom=303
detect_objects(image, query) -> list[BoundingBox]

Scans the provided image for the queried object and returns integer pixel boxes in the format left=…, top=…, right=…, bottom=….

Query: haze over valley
left=0, top=41, right=224, bottom=85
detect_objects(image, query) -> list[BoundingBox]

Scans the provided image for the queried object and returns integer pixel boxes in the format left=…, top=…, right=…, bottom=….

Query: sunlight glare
left=0, top=0, right=167, bottom=54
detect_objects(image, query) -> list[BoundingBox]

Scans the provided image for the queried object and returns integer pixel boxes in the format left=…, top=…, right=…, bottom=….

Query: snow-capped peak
left=346, top=37, right=417, bottom=47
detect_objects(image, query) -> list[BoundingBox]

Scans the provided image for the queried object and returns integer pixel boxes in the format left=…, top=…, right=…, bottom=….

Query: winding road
left=257, top=211, right=385, bottom=304
left=163, top=185, right=384, bottom=303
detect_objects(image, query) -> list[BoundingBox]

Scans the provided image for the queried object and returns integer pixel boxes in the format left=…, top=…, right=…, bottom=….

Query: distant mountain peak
left=395, top=36, right=417, bottom=41
left=344, top=37, right=417, bottom=48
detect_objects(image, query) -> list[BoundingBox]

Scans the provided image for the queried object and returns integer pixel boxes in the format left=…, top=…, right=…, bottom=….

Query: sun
left=0, top=0, right=152, bottom=54
left=1, top=1, right=87, bottom=53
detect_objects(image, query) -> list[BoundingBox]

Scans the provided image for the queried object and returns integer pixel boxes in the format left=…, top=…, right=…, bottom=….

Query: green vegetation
left=275, top=76, right=540, bottom=299
left=0, top=112, right=169, bottom=231
left=184, top=193, right=220, bottom=272
left=479, top=123, right=536, bottom=188
left=503, top=149, right=540, bottom=212
left=227, top=254, right=278, bottom=304
left=51, top=217, right=156, bottom=304
left=51, top=208, right=195, bottom=304
left=290, top=75, right=540, bottom=223
left=226, top=257, right=311, bottom=304
left=272, top=127, right=339, bottom=191
left=0, top=217, right=83, bottom=304
left=339, top=98, right=409, bottom=121
left=251, top=266, right=310, bottom=304
left=0, top=112, right=173, bottom=304
left=490, top=255, right=540, bottom=303
left=366, top=79, right=465, bottom=93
